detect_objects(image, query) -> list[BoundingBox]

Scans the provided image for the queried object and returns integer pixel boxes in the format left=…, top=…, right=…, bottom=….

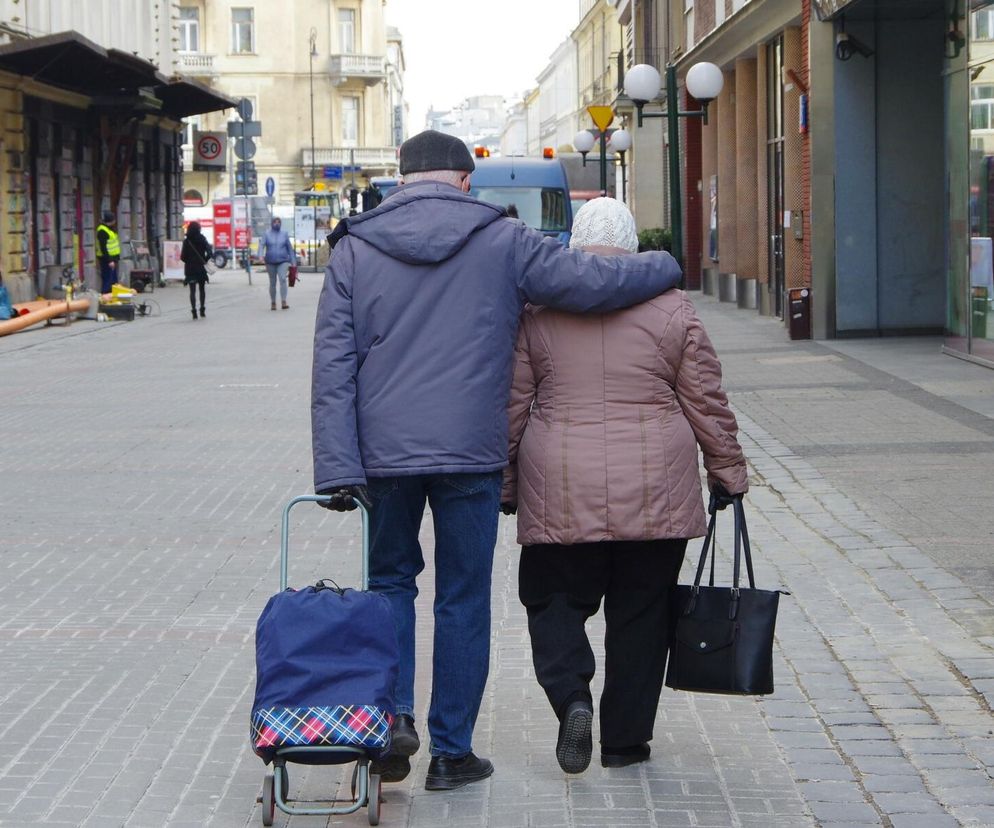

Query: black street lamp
left=624, top=62, right=723, bottom=283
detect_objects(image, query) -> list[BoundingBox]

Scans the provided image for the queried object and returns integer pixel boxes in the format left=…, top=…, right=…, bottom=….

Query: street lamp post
left=308, top=28, right=317, bottom=186
left=609, top=128, right=631, bottom=203
left=624, top=62, right=723, bottom=285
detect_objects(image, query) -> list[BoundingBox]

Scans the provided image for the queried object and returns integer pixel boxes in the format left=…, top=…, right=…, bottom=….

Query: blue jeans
left=366, top=471, right=501, bottom=758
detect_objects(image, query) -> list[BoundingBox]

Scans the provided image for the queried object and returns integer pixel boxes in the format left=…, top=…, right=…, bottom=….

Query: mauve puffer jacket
left=503, top=273, right=748, bottom=546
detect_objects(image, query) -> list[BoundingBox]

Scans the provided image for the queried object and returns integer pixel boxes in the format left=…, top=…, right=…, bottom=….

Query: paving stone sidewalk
left=0, top=277, right=991, bottom=826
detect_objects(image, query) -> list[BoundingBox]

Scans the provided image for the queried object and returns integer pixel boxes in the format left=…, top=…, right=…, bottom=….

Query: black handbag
left=665, top=497, right=782, bottom=695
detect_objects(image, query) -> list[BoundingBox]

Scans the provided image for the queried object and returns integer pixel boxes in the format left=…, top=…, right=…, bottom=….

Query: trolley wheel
left=367, top=773, right=382, bottom=825
left=261, top=773, right=275, bottom=826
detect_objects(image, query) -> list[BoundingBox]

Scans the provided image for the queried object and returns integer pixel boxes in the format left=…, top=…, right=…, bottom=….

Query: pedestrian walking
left=96, top=210, right=121, bottom=294
left=259, top=217, right=295, bottom=310
left=502, top=198, right=749, bottom=774
left=180, top=221, right=212, bottom=320
left=311, top=130, right=683, bottom=792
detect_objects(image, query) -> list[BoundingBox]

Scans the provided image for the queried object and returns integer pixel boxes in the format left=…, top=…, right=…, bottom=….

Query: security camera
left=835, top=32, right=874, bottom=61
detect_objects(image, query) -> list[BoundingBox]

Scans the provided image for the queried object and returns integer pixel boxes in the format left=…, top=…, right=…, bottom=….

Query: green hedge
left=637, top=228, right=673, bottom=252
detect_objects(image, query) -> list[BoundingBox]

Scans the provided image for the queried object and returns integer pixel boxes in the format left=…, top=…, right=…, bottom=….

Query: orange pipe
left=0, top=298, right=91, bottom=337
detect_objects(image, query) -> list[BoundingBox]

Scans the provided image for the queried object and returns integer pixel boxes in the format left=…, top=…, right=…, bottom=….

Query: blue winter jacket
left=261, top=227, right=294, bottom=264
left=311, top=181, right=682, bottom=491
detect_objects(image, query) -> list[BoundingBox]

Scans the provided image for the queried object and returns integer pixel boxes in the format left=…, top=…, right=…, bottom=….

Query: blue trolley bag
left=251, top=497, right=398, bottom=764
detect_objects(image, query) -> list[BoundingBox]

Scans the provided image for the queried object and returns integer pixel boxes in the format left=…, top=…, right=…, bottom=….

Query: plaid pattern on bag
left=251, top=705, right=392, bottom=760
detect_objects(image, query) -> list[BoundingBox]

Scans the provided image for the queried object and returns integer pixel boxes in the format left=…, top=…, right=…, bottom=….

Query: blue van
left=469, top=157, right=573, bottom=245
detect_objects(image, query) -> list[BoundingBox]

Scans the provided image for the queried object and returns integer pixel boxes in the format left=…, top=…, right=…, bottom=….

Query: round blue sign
left=265, top=176, right=276, bottom=197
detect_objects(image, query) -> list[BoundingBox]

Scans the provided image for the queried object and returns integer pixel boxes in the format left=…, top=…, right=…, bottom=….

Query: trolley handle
left=280, top=495, right=370, bottom=592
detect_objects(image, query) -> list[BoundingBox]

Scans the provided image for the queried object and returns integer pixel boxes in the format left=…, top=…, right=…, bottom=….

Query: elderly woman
left=502, top=198, right=748, bottom=774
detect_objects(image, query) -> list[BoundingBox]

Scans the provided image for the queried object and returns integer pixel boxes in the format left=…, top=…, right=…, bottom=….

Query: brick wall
left=735, top=58, right=759, bottom=281
left=696, top=0, right=717, bottom=41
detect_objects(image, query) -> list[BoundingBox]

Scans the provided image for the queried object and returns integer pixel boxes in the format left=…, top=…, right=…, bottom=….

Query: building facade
left=612, top=0, right=994, bottom=365
left=178, top=0, right=404, bottom=212
left=537, top=38, right=578, bottom=153
left=0, top=2, right=230, bottom=303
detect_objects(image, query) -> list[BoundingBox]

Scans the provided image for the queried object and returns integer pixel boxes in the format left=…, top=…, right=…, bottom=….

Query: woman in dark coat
left=180, top=221, right=212, bottom=320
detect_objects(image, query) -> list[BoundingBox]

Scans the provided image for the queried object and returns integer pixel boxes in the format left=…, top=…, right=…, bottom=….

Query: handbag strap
left=692, top=510, right=719, bottom=588
left=186, top=236, right=210, bottom=266
left=732, top=497, right=757, bottom=590
left=691, top=496, right=756, bottom=592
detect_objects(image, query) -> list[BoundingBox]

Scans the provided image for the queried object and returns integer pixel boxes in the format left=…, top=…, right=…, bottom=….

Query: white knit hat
left=569, top=197, right=639, bottom=253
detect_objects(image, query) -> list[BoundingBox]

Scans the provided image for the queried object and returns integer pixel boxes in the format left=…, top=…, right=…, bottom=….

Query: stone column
left=735, top=57, right=759, bottom=309
left=716, top=72, right=737, bottom=301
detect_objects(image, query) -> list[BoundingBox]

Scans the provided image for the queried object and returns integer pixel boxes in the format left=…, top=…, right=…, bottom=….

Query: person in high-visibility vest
left=96, top=210, right=121, bottom=294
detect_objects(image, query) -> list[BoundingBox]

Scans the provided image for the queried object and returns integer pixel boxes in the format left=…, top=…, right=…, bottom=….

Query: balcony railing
left=327, top=54, right=386, bottom=86
left=301, top=147, right=398, bottom=171
left=178, top=52, right=217, bottom=77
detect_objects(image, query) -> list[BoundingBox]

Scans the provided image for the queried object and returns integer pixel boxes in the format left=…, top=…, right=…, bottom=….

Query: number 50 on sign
left=193, top=130, right=228, bottom=171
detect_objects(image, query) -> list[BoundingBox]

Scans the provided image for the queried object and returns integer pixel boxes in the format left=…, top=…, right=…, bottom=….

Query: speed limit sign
left=193, top=130, right=227, bottom=171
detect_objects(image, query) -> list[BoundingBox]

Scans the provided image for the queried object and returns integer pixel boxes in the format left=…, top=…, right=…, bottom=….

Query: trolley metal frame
left=259, top=494, right=382, bottom=826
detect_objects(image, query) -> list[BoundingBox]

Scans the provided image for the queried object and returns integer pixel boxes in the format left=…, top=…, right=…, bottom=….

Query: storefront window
left=966, top=2, right=994, bottom=361
left=947, top=0, right=994, bottom=363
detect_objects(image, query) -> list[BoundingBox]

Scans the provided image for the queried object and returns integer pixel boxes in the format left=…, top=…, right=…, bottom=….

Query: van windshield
left=472, top=187, right=569, bottom=232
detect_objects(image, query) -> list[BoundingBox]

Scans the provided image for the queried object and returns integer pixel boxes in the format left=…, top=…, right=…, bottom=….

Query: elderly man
left=311, top=130, right=682, bottom=791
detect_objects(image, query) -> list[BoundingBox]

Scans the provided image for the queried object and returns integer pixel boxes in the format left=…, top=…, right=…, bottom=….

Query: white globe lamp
left=623, top=64, right=662, bottom=104
left=686, top=62, right=724, bottom=103
left=572, top=130, right=596, bottom=154
left=608, top=128, right=632, bottom=153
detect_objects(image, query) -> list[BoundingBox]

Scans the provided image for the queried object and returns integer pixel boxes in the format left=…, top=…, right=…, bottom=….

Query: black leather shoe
left=369, top=714, right=420, bottom=783
left=369, top=753, right=410, bottom=783
left=424, top=753, right=494, bottom=791
left=556, top=700, right=593, bottom=774
left=601, top=742, right=651, bottom=768
left=391, top=714, right=420, bottom=756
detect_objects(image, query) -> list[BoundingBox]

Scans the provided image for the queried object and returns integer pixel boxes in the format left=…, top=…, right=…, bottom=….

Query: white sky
left=384, top=0, right=581, bottom=130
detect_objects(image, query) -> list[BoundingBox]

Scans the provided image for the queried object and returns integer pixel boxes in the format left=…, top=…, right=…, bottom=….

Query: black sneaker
left=424, top=753, right=494, bottom=791
left=556, top=700, right=593, bottom=774
left=601, top=742, right=651, bottom=768
left=369, top=714, right=420, bottom=783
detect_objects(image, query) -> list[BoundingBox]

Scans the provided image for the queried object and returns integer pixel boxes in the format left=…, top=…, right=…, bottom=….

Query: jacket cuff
left=315, top=476, right=367, bottom=492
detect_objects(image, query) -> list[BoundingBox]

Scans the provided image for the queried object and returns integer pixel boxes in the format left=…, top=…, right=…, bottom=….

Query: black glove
left=708, top=483, right=736, bottom=514
left=318, top=485, right=371, bottom=512
left=500, top=502, right=517, bottom=516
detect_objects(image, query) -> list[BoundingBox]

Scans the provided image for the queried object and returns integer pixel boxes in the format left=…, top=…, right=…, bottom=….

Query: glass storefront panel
left=949, top=0, right=994, bottom=363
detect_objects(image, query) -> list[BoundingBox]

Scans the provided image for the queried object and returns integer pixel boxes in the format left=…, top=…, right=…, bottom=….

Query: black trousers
left=519, top=539, right=687, bottom=748
left=188, top=281, right=206, bottom=310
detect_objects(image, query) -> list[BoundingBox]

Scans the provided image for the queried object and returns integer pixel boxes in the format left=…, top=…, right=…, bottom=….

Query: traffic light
left=235, top=160, right=258, bottom=195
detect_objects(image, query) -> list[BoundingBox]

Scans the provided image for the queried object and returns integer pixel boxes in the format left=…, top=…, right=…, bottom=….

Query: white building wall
left=0, top=0, right=177, bottom=71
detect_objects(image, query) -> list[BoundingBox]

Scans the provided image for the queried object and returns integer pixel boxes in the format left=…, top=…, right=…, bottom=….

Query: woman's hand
left=708, top=483, right=737, bottom=514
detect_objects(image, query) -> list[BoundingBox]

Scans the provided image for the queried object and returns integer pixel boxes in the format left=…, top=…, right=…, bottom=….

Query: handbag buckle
left=728, top=587, right=740, bottom=620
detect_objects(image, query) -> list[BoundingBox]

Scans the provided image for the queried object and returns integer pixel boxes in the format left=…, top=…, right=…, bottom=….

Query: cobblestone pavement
left=0, top=275, right=992, bottom=827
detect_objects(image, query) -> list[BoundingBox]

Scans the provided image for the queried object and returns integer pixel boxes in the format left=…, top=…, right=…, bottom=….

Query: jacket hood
left=345, top=181, right=507, bottom=264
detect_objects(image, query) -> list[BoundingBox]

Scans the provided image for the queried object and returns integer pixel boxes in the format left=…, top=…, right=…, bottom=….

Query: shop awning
left=0, top=30, right=235, bottom=117
left=153, top=77, right=236, bottom=119
left=814, top=0, right=948, bottom=20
